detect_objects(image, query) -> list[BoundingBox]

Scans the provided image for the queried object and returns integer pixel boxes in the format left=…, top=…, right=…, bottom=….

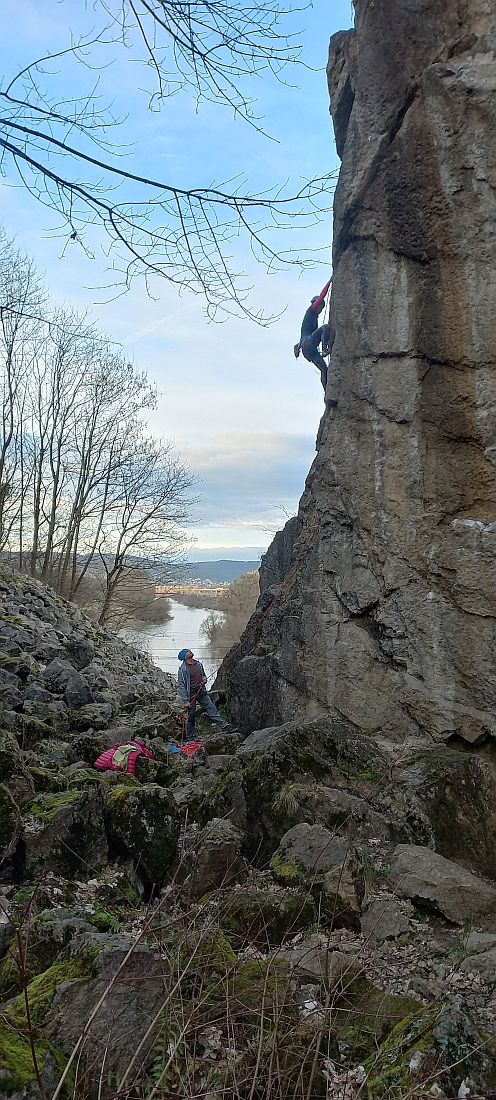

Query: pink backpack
left=94, top=740, right=154, bottom=775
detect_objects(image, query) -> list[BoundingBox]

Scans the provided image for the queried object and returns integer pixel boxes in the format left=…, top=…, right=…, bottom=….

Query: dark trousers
left=301, top=325, right=332, bottom=389
left=186, top=690, right=227, bottom=738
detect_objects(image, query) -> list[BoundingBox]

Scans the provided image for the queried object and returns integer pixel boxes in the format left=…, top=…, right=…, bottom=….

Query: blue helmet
left=311, top=296, right=319, bottom=303
left=178, top=648, right=189, bottom=661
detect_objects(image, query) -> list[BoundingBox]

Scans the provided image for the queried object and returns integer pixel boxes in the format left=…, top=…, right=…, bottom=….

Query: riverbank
left=121, top=598, right=225, bottom=679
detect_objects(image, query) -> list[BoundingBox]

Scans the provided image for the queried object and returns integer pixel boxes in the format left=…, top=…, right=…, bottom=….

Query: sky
left=0, top=0, right=354, bottom=561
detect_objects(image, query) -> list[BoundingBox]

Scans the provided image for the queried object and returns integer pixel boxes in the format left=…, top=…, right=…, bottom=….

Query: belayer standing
left=177, top=648, right=236, bottom=738
left=294, top=278, right=336, bottom=404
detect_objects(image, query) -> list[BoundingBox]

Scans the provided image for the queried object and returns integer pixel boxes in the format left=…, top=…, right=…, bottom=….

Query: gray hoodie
left=177, top=659, right=206, bottom=703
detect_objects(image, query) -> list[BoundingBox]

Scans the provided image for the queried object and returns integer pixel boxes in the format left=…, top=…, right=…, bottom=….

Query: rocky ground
left=1, top=569, right=496, bottom=1099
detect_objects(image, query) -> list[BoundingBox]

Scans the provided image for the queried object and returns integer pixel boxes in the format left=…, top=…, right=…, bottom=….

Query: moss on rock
left=365, top=1000, right=496, bottom=1097
left=216, top=886, right=315, bottom=948
left=105, top=783, right=180, bottom=888
left=0, top=1026, right=49, bottom=1096
left=29, top=790, right=81, bottom=822
left=0, top=784, right=18, bottom=860
left=269, top=850, right=302, bottom=886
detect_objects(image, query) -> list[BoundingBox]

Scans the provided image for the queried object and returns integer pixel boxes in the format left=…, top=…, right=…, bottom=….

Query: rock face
left=221, top=0, right=496, bottom=750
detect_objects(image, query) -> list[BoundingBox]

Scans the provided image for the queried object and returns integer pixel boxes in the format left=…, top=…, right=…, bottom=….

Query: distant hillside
left=184, top=560, right=260, bottom=584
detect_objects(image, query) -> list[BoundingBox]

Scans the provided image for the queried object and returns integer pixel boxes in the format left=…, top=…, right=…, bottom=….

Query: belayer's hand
left=293, top=343, right=300, bottom=359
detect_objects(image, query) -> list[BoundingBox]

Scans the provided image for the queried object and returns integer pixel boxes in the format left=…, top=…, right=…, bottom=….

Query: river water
left=121, top=599, right=225, bottom=682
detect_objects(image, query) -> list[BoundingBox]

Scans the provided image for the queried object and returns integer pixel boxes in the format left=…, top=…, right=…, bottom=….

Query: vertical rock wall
left=223, top=0, right=496, bottom=743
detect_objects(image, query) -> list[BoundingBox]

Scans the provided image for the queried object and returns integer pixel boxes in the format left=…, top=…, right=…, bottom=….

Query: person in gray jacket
left=177, top=648, right=234, bottom=738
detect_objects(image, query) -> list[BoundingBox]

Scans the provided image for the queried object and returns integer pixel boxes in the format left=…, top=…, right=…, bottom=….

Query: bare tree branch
left=0, top=1, right=334, bottom=317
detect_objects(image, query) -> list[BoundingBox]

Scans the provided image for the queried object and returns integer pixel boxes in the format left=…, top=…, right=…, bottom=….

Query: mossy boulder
left=105, top=783, right=179, bottom=888
left=0, top=730, right=24, bottom=783
left=21, top=787, right=108, bottom=880
left=238, top=715, right=389, bottom=858
left=204, top=955, right=297, bottom=1037
left=27, top=908, right=95, bottom=973
left=0, top=949, right=96, bottom=1096
left=390, top=844, right=496, bottom=924
left=44, top=936, right=170, bottom=1097
left=169, top=925, right=237, bottom=984
left=216, top=885, right=315, bottom=947
left=0, top=785, right=19, bottom=862
left=366, top=999, right=496, bottom=1097
left=271, top=824, right=363, bottom=928
left=335, top=976, right=420, bottom=1063
left=196, top=765, right=247, bottom=831
left=65, top=730, right=110, bottom=764
left=26, top=765, right=67, bottom=794
left=401, top=748, right=496, bottom=881
left=182, top=817, right=247, bottom=899
left=0, top=1030, right=66, bottom=1099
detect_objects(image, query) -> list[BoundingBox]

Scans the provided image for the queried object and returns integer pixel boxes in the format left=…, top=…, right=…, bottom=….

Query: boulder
left=105, top=784, right=180, bottom=888
left=0, top=784, right=20, bottom=862
left=171, top=755, right=247, bottom=831
left=217, top=885, right=315, bottom=948
left=63, top=672, right=95, bottom=710
left=183, top=817, right=247, bottom=898
left=22, top=787, right=108, bottom=879
left=460, top=931, right=496, bottom=979
left=43, top=934, right=168, bottom=1098
left=278, top=934, right=358, bottom=987
left=271, top=823, right=363, bottom=927
left=360, top=893, right=410, bottom=944
left=238, top=715, right=391, bottom=858
left=41, top=658, right=75, bottom=692
left=28, top=907, right=94, bottom=971
left=70, top=701, right=115, bottom=730
left=368, top=997, right=496, bottom=1099
left=390, top=844, right=496, bottom=924
left=64, top=637, right=95, bottom=670
left=399, top=748, right=496, bottom=881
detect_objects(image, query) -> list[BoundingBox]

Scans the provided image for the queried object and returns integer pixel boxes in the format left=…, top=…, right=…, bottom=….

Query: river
left=121, top=599, right=225, bottom=681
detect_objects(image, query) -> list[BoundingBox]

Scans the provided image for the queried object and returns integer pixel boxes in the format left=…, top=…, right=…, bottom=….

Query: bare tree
left=0, top=231, right=45, bottom=551
left=0, top=1, right=332, bottom=317
left=0, top=239, right=195, bottom=623
left=96, top=438, right=196, bottom=625
left=201, top=569, right=259, bottom=648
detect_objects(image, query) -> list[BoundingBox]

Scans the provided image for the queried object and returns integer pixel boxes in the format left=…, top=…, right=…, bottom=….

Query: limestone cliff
left=222, top=0, right=496, bottom=743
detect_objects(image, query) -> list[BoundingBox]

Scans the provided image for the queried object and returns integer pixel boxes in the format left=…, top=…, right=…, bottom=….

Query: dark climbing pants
left=186, top=690, right=227, bottom=738
left=301, top=325, right=332, bottom=390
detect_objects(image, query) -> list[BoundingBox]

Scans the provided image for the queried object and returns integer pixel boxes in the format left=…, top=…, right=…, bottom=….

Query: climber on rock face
left=294, top=278, right=336, bottom=404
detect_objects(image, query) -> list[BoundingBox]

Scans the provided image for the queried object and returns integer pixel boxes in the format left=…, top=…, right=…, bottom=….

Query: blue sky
left=0, top=0, right=353, bottom=560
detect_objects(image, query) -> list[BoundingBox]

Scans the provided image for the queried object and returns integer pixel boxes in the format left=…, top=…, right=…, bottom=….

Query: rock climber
left=294, top=278, right=336, bottom=404
left=177, top=648, right=236, bottom=738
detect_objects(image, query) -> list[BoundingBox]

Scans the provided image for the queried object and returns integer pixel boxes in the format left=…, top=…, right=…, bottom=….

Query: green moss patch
left=0, top=1024, right=49, bottom=1095
left=269, top=850, right=302, bottom=887
left=217, top=886, right=315, bottom=948
left=6, top=954, right=96, bottom=1031
left=29, top=791, right=81, bottom=823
